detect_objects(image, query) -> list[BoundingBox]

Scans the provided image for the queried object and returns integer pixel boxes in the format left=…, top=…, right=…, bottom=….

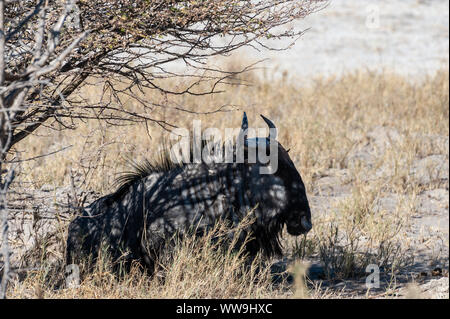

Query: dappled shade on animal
left=66, top=113, right=312, bottom=273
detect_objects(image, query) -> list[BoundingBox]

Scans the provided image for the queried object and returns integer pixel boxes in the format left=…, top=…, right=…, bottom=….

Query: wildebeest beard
left=66, top=113, right=312, bottom=273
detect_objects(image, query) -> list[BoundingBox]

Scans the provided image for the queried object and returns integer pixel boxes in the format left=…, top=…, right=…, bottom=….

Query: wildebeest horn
left=238, top=112, right=249, bottom=146
left=260, top=114, right=277, bottom=140
left=241, top=112, right=248, bottom=131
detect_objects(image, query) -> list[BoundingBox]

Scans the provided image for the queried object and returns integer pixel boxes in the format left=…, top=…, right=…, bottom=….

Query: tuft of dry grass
left=12, top=68, right=448, bottom=193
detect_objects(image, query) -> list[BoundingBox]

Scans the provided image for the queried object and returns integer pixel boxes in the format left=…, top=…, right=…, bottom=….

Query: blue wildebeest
left=66, top=113, right=312, bottom=271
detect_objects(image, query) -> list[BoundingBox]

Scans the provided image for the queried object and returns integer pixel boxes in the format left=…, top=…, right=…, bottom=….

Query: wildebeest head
left=239, top=112, right=312, bottom=236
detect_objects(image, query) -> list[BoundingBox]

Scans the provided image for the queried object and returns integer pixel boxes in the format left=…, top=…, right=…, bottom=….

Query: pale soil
left=235, top=0, right=449, bottom=81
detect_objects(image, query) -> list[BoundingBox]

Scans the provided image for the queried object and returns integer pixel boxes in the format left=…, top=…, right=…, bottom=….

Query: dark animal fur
left=66, top=114, right=312, bottom=273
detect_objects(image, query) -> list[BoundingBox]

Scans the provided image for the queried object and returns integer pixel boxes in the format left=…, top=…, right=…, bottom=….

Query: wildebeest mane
left=112, top=147, right=184, bottom=200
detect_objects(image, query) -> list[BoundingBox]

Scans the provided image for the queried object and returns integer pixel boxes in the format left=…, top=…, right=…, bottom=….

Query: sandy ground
left=237, top=0, right=449, bottom=81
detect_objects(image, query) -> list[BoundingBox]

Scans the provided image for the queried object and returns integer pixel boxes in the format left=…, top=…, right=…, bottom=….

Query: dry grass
left=8, top=213, right=286, bottom=299
left=4, top=61, right=449, bottom=298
